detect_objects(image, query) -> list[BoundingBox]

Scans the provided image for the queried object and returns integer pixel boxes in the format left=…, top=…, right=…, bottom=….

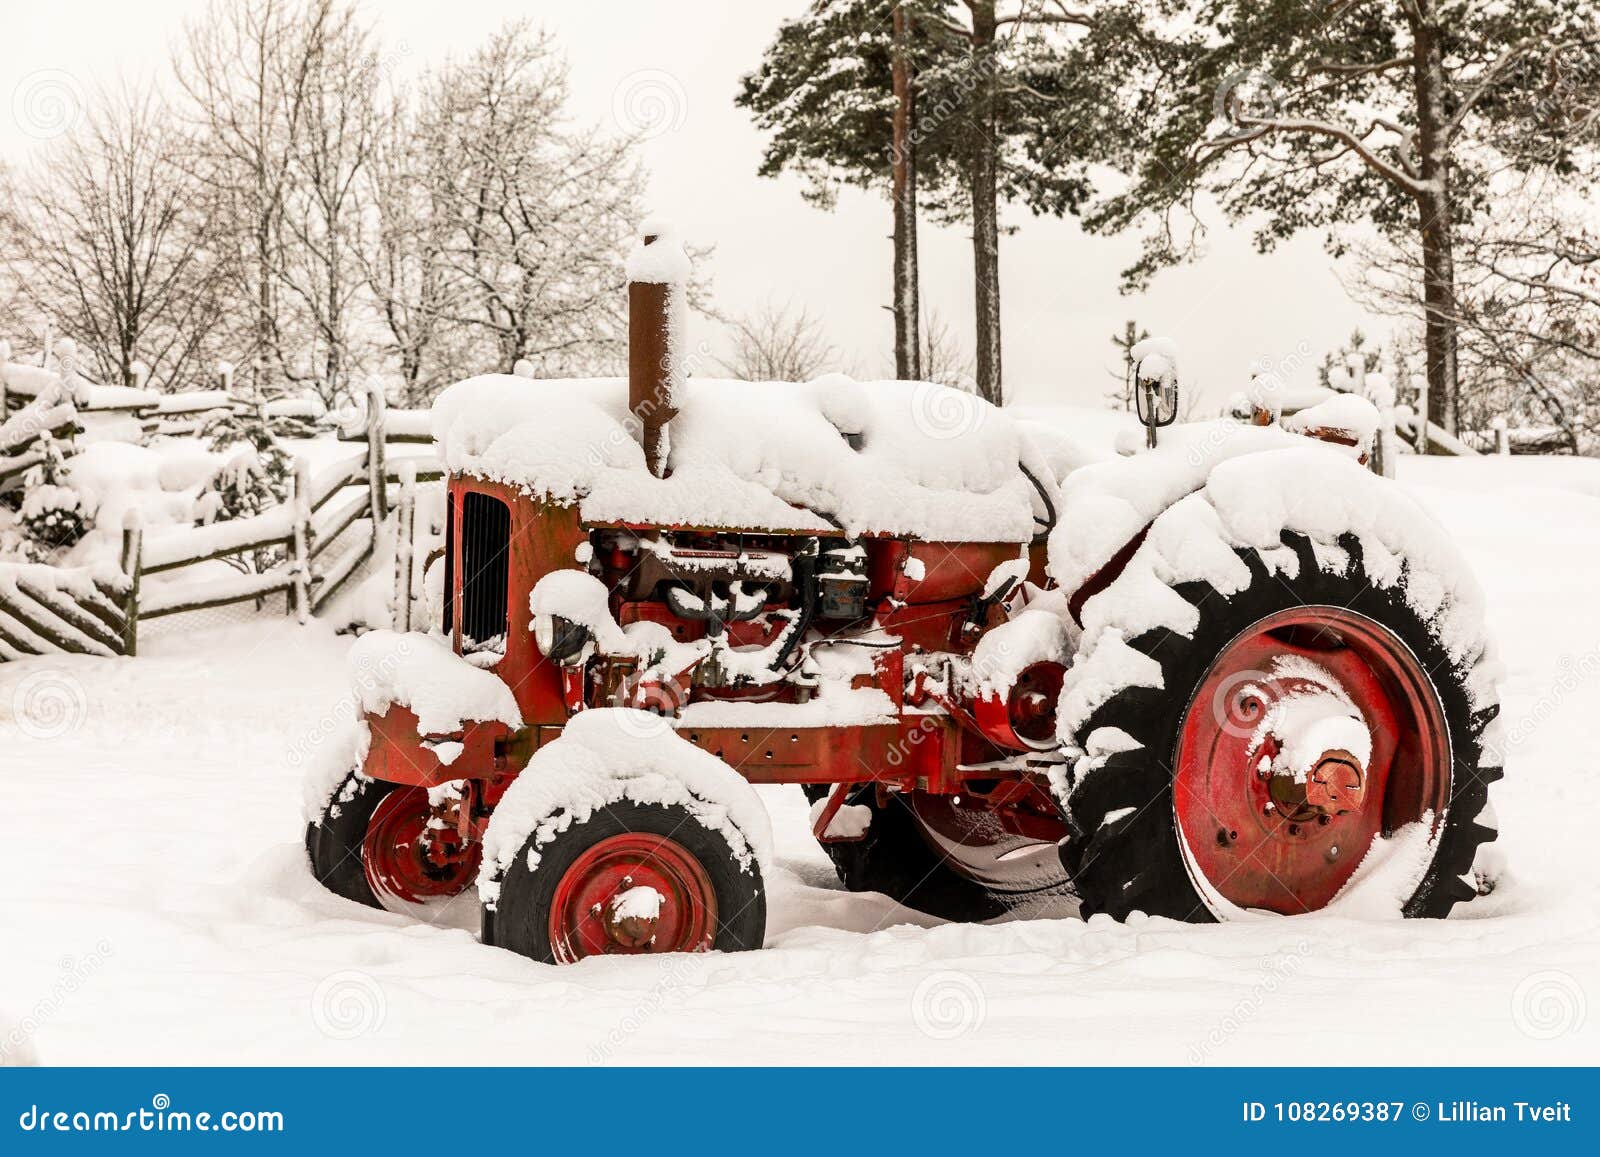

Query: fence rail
left=128, top=381, right=437, bottom=628
left=0, top=531, right=138, bottom=659
left=0, top=379, right=438, bottom=661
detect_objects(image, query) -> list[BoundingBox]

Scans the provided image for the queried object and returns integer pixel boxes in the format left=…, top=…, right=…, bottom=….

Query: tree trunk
left=891, top=2, right=921, bottom=381
left=1417, top=200, right=1459, bottom=440
left=967, top=1, right=1002, bottom=405
left=1411, top=5, right=1459, bottom=443
left=257, top=228, right=274, bottom=394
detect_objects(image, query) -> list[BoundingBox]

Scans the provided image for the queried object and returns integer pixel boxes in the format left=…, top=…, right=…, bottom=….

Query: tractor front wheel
left=483, top=799, right=767, bottom=964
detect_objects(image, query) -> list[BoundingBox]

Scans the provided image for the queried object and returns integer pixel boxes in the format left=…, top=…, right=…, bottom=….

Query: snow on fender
left=302, top=630, right=522, bottom=828
left=1052, top=442, right=1503, bottom=923
left=477, top=709, right=772, bottom=964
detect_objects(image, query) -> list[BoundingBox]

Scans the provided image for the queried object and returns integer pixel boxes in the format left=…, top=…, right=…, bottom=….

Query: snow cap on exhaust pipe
left=627, top=219, right=691, bottom=478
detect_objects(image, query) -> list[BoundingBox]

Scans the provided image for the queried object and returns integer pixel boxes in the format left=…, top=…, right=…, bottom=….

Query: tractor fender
left=1056, top=442, right=1499, bottom=756
left=1049, top=418, right=1366, bottom=622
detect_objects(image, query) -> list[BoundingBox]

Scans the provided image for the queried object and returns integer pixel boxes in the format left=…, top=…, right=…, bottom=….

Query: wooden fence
left=0, top=530, right=138, bottom=659
left=127, top=381, right=438, bottom=632
left=0, top=380, right=438, bottom=660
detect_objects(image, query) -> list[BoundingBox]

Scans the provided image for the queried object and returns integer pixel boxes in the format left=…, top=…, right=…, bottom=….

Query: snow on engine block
left=304, top=220, right=1503, bottom=965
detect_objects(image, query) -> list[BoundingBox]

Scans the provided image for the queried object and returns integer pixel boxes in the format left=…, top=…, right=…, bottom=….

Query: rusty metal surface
left=628, top=234, right=677, bottom=478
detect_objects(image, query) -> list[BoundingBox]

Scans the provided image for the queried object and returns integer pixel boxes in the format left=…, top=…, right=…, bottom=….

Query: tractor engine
left=534, top=526, right=1061, bottom=752
left=518, top=512, right=1072, bottom=896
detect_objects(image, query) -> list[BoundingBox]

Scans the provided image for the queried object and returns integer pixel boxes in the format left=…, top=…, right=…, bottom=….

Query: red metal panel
left=447, top=478, right=587, bottom=729
left=361, top=703, right=509, bottom=789
left=867, top=539, right=1020, bottom=604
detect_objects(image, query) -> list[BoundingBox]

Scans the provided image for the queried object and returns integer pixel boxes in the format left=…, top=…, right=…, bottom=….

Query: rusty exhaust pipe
left=627, top=225, right=688, bottom=478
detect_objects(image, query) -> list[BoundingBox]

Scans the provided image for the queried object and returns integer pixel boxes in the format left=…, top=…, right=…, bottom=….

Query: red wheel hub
left=548, top=834, right=717, bottom=963
left=363, top=786, right=481, bottom=906
left=1175, top=607, right=1450, bottom=914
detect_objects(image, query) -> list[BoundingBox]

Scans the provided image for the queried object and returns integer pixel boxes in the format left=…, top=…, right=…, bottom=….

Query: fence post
left=394, top=460, right=416, bottom=632
left=290, top=457, right=311, bottom=624
left=1415, top=376, right=1429, bottom=456
left=119, top=511, right=142, bottom=658
left=366, top=377, right=388, bottom=523
left=1492, top=417, right=1511, bottom=456
left=0, top=338, right=10, bottom=416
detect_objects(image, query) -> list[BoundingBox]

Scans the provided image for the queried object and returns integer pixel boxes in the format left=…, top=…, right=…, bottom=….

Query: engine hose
left=769, top=540, right=819, bottom=673
left=1020, top=460, right=1056, bottom=547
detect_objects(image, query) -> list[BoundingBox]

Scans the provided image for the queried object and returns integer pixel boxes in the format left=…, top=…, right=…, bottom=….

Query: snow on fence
left=0, top=531, right=138, bottom=659
left=125, top=380, right=439, bottom=635
left=1394, top=409, right=1480, bottom=458
left=0, top=378, right=439, bottom=660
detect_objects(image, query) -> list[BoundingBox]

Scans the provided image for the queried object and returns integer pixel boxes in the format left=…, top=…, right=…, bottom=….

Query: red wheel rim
left=547, top=834, right=717, bottom=963
left=1175, top=606, right=1450, bottom=915
left=363, top=786, right=480, bottom=906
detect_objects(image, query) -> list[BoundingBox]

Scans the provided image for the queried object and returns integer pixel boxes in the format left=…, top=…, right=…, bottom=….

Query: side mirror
left=1134, top=373, right=1179, bottom=449
left=1136, top=376, right=1179, bottom=429
left=1129, top=337, right=1182, bottom=449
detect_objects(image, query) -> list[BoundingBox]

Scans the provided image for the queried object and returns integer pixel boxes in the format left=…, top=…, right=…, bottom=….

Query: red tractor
left=306, top=227, right=1501, bottom=963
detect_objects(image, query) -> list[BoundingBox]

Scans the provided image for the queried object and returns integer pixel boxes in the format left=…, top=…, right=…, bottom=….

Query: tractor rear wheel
left=306, top=771, right=480, bottom=911
left=1060, top=531, right=1500, bottom=922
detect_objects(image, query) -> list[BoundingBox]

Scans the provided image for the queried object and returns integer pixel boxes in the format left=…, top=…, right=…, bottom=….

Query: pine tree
left=1107, top=318, right=1149, bottom=410
left=17, top=434, right=90, bottom=561
left=1084, top=0, right=1600, bottom=437
left=738, top=1, right=949, bottom=382
left=740, top=2, right=1127, bottom=404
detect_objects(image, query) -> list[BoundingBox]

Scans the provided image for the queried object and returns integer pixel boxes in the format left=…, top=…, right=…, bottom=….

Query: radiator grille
left=459, top=491, right=510, bottom=651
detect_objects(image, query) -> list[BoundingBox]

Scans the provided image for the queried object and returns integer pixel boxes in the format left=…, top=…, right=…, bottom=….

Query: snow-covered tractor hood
left=430, top=373, right=1060, bottom=544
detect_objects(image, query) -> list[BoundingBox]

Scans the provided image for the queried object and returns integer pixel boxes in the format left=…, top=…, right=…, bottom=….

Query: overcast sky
left=3, top=0, right=1385, bottom=410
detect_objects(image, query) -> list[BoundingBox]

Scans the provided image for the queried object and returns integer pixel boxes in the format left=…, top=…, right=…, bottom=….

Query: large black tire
left=801, top=785, right=1014, bottom=922
left=1060, top=531, right=1501, bottom=922
left=483, top=798, right=767, bottom=964
left=305, top=771, right=394, bottom=909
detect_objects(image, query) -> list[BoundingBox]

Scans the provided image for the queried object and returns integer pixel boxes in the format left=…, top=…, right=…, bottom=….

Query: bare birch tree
left=277, top=1, right=380, bottom=404
left=718, top=300, right=840, bottom=381
left=175, top=0, right=333, bottom=392
left=361, top=90, right=459, bottom=404
left=4, top=86, right=225, bottom=388
left=422, top=24, right=645, bottom=377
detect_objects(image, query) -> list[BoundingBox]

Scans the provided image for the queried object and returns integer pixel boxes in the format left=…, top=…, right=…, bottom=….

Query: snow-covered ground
left=1, top=453, right=1597, bottom=1065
